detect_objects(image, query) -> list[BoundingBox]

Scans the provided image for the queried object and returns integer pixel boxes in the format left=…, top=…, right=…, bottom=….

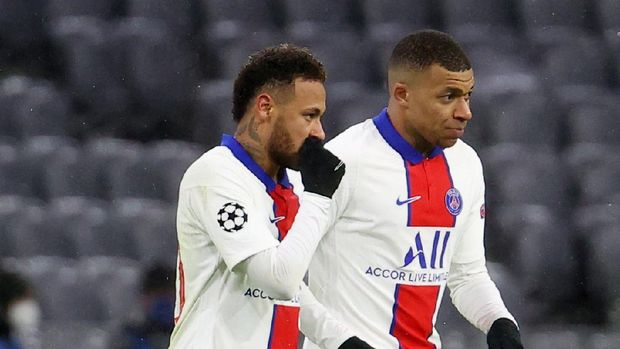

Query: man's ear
left=392, top=82, right=409, bottom=107
left=255, top=93, right=274, bottom=122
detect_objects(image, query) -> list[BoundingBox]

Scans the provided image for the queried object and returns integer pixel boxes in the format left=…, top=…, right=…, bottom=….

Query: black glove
left=487, top=318, right=524, bottom=349
left=338, top=336, right=374, bottom=349
left=298, top=137, right=345, bottom=198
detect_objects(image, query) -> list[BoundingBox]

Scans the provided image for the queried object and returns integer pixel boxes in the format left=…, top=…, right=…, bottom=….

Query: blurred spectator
left=117, top=264, right=175, bottom=349
left=0, top=268, right=41, bottom=349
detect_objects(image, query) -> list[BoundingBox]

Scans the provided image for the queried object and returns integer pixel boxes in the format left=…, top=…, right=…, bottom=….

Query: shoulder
left=180, top=146, right=246, bottom=190
left=325, top=119, right=376, bottom=164
left=444, top=139, right=483, bottom=172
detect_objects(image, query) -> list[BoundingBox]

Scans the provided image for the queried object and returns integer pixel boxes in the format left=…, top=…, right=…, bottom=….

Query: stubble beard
left=267, top=117, right=301, bottom=171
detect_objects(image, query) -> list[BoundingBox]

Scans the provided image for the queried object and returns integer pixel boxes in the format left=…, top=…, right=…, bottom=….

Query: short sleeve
left=182, top=178, right=279, bottom=271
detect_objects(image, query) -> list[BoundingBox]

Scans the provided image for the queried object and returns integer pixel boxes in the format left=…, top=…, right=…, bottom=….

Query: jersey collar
left=372, top=108, right=443, bottom=164
left=221, top=134, right=291, bottom=192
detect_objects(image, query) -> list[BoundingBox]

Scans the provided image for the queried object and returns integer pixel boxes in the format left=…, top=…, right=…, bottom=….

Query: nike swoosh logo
left=334, top=161, right=344, bottom=172
left=270, top=216, right=285, bottom=224
left=396, top=196, right=422, bottom=206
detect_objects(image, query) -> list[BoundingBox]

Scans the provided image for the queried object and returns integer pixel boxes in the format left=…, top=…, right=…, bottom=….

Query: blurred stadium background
left=0, top=0, right=619, bottom=348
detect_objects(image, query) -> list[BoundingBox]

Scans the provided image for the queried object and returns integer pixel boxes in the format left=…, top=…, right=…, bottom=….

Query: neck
left=386, top=105, right=433, bottom=156
left=234, top=116, right=279, bottom=180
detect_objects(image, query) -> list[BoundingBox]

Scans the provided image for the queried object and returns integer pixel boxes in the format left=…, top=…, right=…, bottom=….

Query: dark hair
left=389, top=30, right=471, bottom=72
left=0, top=270, right=29, bottom=311
left=232, top=43, right=326, bottom=122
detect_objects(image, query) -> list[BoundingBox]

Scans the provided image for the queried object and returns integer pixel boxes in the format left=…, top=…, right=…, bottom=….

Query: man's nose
left=309, top=119, right=326, bottom=140
left=455, top=98, right=472, bottom=121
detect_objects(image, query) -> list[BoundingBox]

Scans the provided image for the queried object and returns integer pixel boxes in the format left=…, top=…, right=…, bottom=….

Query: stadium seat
left=0, top=0, right=46, bottom=52
left=567, top=103, right=620, bottom=144
left=575, top=161, right=620, bottom=205
left=290, top=31, right=373, bottom=84
left=50, top=16, right=130, bottom=119
left=41, top=321, right=111, bottom=349
left=13, top=81, right=70, bottom=138
left=0, top=76, right=33, bottom=139
left=563, top=143, right=620, bottom=191
left=482, top=143, right=570, bottom=209
left=522, top=328, right=584, bottom=349
left=487, top=204, right=577, bottom=305
left=448, top=23, right=525, bottom=55
left=485, top=92, right=561, bottom=148
left=586, top=226, right=620, bottom=324
left=47, top=0, right=117, bottom=20
left=192, top=79, right=237, bottom=147
left=0, top=140, right=32, bottom=197
left=6, top=205, right=72, bottom=258
left=542, top=40, right=609, bottom=88
left=282, top=0, right=360, bottom=35
left=327, top=87, right=386, bottom=137
left=202, top=0, right=281, bottom=39
left=0, top=196, right=44, bottom=257
left=127, top=0, right=198, bottom=38
left=586, top=331, right=620, bottom=349
left=115, top=17, right=198, bottom=115
left=20, top=136, right=79, bottom=200
left=81, top=137, right=144, bottom=200
left=323, top=82, right=370, bottom=138
left=148, top=140, right=205, bottom=203
left=361, top=0, right=431, bottom=39
left=441, top=0, right=516, bottom=29
left=594, top=0, right=620, bottom=32
left=78, top=256, right=141, bottom=322
left=517, top=0, right=588, bottom=32
left=128, top=202, right=178, bottom=267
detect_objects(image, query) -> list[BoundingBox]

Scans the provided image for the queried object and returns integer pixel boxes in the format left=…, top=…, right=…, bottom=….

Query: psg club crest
left=445, top=188, right=463, bottom=216
left=217, top=202, right=248, bottom=232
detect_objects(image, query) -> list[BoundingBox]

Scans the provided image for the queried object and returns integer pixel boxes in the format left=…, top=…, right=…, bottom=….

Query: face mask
left=7, top=299, right=41, bottom=330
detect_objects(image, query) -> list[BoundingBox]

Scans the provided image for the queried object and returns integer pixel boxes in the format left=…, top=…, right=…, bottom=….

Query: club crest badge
left=445, top=188, right=463, bottom=216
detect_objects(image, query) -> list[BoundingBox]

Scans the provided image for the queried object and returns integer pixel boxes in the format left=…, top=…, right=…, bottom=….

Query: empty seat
left=361, top=0, right=430, bottom=39
left=442, top=0, right=516, bottom=29
left=523, top=328, right=584, bottom=349
left=192, top=79, right=237, bottom=147
left=202, top=0, right=281, bottom=39
left=282, top=0, right=359, bottom=35
left=586, top=331, right=620, bottom=349
left=41, top=321, right=111, bottom=349
left=0, top=76, right=34, bottom=138
left=576, top=161, right=620, bottom=205
left=47, top=0, right=118, bottom=20
left=485, top=92, right=561, bottom=148
left=587, top=226, right=620, bottom=324
left=0, top=196, right=44, bottom=257
left=449, top=24, right=525, bottom=55
left=542, top=40, right=609, bottom=88
left=127, top=0, right=197, bottom=38
left=116, top=17, right=198, bottom=115
left=495, top=205, right=576, bottom=303
left=50, top=16, right=130, bottom=119
left=482, top=143, right=570, bottom=209
left=328, top=88, right=386, bottom=137
left=148, top=140, right=205, bottom=203
left=517, top=0, right=588, bottom=32
left=595, top=0, right=620, bottom=32
left=567, top=103, right=620, bottom=144
left=81, top=137, right=143, bottom=200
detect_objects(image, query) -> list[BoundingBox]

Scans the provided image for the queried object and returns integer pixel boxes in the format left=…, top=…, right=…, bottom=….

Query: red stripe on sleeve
left=174, top=249, right=185, bottom=324
left=390, top=284, right=440, bottom=349
left=267, top=304, right=300, bottom=349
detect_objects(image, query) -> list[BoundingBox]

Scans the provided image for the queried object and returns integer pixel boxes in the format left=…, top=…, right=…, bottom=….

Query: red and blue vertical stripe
left=222, top=134, right=301, bottom=349
left=374, top=109, right=458, bottom=349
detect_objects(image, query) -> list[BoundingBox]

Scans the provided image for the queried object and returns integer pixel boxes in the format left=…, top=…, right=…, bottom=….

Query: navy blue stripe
left=372, top=108, right=443, bottom=164
left=221, top=134, right=291, bottom=192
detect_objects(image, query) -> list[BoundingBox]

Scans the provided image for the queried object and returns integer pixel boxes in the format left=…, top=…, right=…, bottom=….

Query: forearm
left=299, top=284, right=355, bottom=349
left=448, top=259, right=516, bottom=333
left=236, top=193, right=331, bottom=300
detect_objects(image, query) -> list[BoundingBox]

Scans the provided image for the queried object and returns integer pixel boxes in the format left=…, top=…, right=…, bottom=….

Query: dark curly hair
left=389, top=30, right=471, bottom=72
left=232, top=43, right=326, bottom=122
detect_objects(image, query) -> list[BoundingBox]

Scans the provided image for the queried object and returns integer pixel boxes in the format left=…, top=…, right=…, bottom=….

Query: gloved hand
left=487, top=318, right=524, bottom=349
left=338, top=336, right=374, bottom=349
left=298, top=137, right=345, bottom=198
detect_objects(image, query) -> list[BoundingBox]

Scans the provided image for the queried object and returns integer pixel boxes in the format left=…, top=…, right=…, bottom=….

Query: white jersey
left=303, top=109, right=514, bottom=349
left=170, top=135, right=303, bottom=348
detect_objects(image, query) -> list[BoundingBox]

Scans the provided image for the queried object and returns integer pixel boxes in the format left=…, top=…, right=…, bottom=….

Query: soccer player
left=169, top=44, right=371, bottom=348
left=301, top=30, right=524, bottom=349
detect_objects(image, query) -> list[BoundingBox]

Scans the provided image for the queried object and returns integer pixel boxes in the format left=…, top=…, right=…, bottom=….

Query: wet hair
left=232, top=43, right=326, bottom=122
left=389, top=30, right=471, bottom=72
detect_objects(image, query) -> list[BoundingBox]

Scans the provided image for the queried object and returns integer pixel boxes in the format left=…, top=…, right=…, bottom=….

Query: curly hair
left=389, top=30, right=471, bottom=72
left=232, top=44, right=326, bottom=122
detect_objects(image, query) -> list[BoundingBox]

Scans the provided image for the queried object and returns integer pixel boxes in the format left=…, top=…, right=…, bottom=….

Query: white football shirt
left=170, top=135, right=303, bottom=348
left=303, top=109, right=515, bottom=349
